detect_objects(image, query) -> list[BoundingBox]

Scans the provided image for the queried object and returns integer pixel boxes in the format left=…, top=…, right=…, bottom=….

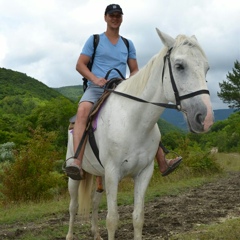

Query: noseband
left=162, top=48, right=210, bottom=110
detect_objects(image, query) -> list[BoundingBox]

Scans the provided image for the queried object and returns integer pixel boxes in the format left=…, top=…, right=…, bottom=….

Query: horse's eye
left=175, top=64, right=184, bottom=71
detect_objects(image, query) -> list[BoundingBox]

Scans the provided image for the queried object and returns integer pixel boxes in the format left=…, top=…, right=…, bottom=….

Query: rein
left=106, top=48, right=210, bottom=111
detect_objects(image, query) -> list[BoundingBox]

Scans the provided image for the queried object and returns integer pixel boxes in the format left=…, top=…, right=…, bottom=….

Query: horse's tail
left=78, top=171, right=94, bottom=221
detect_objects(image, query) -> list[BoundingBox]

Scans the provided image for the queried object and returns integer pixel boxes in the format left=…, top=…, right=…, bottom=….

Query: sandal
left=161, top=157, right=183, bottom=177
left=159, top=142, right=183, bottom=177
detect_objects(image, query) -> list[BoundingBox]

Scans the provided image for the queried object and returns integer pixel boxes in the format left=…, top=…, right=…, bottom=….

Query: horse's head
left=156, top=28, right=214, bottom=133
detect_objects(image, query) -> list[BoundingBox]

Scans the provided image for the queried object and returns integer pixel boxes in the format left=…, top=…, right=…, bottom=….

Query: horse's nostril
left=196, top=113, right=204, bottom=125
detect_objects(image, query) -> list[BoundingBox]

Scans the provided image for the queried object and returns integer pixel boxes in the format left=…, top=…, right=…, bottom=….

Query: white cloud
left=0, top=0, right=239, bottom=109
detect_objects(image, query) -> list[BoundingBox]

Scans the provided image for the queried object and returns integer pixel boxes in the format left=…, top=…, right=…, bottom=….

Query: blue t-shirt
left=81, top=32, right=137, bottom=84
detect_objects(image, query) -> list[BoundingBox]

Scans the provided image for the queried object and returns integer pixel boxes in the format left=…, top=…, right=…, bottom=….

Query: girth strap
left=73, top=129, right=88, bottom=160
left=88, top=126, right=104, bottom=168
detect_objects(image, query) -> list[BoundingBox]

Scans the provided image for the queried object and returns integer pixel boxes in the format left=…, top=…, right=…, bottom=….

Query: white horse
left=66, top=28, right=214, bottom=240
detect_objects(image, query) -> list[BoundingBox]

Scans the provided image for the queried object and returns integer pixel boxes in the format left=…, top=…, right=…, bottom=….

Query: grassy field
left=170, top=218, right=240, bottom=240
left=0, top=152, right=240, bottom=239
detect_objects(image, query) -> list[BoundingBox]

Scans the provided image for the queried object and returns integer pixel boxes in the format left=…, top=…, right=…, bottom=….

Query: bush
left=177, top=140, right=222, bottom=175
left=0, top=128, right=66, bottom=202
left=0, top=142, right=15, bottom=163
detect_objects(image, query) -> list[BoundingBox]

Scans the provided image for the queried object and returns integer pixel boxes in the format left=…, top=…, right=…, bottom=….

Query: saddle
left=69, top=78, right=123, bottom=167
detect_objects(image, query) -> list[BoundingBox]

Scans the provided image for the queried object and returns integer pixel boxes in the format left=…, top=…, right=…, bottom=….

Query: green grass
left=0, top=196, right=69, bottom=224
left=214, top=152, right=240, bottom=172
left=170, top=218, right=240, bottom=240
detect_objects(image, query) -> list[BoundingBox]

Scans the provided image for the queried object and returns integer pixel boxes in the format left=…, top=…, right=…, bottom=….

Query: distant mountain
left=53, top=85, right=83, bottom=102
left=213, top=109, right=236, bottom=121
left=161, top=108, right=236, bottom=131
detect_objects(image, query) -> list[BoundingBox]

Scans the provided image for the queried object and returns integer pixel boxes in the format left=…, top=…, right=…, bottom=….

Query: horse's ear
left=156, top=28, right=175, bottom=49
left=191, top=35, right=198, bottom=40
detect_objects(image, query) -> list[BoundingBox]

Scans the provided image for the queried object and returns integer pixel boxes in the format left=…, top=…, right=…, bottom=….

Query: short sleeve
left=81, top=35, right=94, bottom=58
left=128, top=39, right=137, bottom=60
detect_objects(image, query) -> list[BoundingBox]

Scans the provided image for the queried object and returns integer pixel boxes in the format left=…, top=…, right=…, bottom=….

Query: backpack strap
left=121, top=36, right=129, bottom=56
left=88, top=34, right=100, bottom=71
left=83, top=34, right=100, bottom=91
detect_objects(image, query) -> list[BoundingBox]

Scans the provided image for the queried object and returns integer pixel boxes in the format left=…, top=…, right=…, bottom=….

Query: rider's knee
left=77, top=102, right=92, bottom=119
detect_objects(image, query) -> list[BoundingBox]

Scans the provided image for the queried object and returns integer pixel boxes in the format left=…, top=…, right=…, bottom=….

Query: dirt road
left=1, top=172, right=240, bottom=239
left=102, top=171, right=240, bottom=240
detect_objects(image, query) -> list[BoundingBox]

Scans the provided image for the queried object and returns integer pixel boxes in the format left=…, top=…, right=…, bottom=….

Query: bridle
left=106, top=47, right=210, bottom=111
left=162, top=48, right=210, bottom=110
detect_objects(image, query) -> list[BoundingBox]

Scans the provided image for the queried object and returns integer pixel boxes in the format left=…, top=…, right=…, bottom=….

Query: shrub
left=177, top=140, right=223, bottom=175
left=0, top=128, right=66, bottom=202
left=0, top=142, right=15, bottom=163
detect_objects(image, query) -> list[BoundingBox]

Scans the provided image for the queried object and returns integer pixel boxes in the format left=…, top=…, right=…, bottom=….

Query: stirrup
left=159, top=141, right=170, bottom=154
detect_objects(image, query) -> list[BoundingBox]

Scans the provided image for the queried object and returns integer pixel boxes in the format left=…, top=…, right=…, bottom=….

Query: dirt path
left=1, top=172, right=240, bottom=239
left=105, top=171, right=240, bottom=240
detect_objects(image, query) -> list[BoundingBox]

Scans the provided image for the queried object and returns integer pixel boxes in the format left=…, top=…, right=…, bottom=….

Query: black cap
left=105, top=4, right=123, bottom=15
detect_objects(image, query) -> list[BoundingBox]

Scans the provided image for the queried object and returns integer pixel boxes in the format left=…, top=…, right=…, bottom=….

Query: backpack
left=82, top=34, right=130, bottom=92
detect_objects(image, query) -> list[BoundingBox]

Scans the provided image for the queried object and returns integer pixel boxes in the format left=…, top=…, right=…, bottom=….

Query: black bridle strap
left=166, top=49, right=181, bottom=106
left=179, top=89, right=210, bottom=100
left=105, top=88, right=179, bottom=109
left=105, top=68, right=125, bottom=80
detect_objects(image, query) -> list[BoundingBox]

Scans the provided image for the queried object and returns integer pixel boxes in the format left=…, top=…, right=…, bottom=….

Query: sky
left=0, top=0, right=239, bottom=110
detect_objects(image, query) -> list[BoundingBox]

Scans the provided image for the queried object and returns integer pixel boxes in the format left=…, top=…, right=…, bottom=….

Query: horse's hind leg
left=133, top=164, right=154, bottom=240
left=66, top=178, right=80, bottom=240
left=91, top=187, right=104, bottom=240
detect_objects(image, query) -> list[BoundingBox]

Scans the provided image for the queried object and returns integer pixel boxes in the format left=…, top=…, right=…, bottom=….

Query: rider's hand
left=92, top=77, right=107, bottom=87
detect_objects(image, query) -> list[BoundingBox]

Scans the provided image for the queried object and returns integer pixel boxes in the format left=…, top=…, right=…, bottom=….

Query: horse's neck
left=114, top=54, right=166, bottom=127
left=120, top=53, right=166, bottom=103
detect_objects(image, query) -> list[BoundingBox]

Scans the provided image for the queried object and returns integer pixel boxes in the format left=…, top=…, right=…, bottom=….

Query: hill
left=0, top=68, right=75, bottom=146
left=53, top=85, right=83, bottom=102
left=0, top=67, right=63, bottom=100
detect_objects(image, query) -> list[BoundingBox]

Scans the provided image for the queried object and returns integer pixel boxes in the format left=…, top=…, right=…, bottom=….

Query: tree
left=217, top=60, right=240, bottom=110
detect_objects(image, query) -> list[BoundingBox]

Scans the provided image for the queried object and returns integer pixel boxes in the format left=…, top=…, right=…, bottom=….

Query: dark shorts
left=79, top=85, right=105, bottom=104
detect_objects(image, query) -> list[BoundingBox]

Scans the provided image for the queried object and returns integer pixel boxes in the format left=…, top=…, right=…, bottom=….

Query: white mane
left=118, top=47, right=168, bottom=96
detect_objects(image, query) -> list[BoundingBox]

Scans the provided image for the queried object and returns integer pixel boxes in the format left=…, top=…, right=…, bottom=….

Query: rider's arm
left=128, top=58, right=139, bottom=77
left=76, top=54, right=107, bottom=87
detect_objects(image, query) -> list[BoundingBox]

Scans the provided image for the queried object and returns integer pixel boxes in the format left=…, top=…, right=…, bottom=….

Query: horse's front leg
left=91, top=178, right=105, bottom=240
left=66, top=178, right=80, bottom=240
left=105, top=170, right=119, bottom=240
left=133, top=162, right=154, bottom=240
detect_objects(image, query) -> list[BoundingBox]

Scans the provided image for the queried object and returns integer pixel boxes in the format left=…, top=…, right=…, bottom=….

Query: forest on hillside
left=0, top=67, right=77, bottom=146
